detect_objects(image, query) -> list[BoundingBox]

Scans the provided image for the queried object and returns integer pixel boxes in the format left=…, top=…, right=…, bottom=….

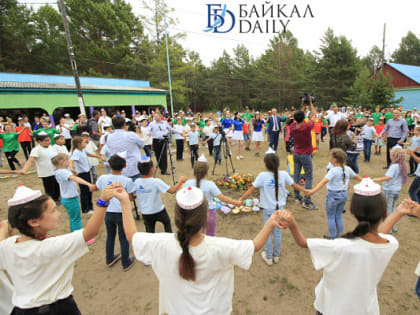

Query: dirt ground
left=1, top=138, right=420, bottom=315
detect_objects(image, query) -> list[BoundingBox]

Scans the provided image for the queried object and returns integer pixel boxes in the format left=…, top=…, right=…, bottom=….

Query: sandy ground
left=1, top=138, right=420, bottom=315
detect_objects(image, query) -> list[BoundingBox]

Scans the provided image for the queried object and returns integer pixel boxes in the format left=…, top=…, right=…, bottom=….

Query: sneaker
left=392, top=227, right=398, bottom=233
left=273, top=256, right=280, bottom=264
left=303, top=201, right=318, bottom=210
left=86, top=238, right=96, bottom=246
left=87, top=210, right=94, bottom=215
left=123, top=257, right=136, bottom=272
left=240, top=156, right=244, bottom=159
left=106, top=254, right=121, bottom=268
left=261, top=251, right=273, bottom=266
left=295, top=197, right=303, bottom=204
left=236, top=156, right=240, bottom=160
left=245, top=147, right=250, bottom=151
left=408, top=173, right=416, bottom=177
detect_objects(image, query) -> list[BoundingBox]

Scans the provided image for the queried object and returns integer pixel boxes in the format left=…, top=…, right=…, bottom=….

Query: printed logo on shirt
left=107, top=181, right=113, bottom=186
left=137, top=185, right=152, bottom=194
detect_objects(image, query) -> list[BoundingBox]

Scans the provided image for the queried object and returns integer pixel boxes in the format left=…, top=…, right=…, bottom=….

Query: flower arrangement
left=216, top=173, right=254, bottom=191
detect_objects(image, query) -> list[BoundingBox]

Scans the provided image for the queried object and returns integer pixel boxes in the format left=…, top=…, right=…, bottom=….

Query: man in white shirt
left=98, top=109, right=112, bottom=132
left=326, top=104, right=346, bottom=132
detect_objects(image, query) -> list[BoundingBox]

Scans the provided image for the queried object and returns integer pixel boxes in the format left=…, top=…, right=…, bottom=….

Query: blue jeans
left=293, top=154, right=313, bottom=204
left=61, top=196, right=82, bottom=232
left=263, top=208, right=283, bottom=259
left=384, top=190, right=400, bottom=230
left=363, top=139, right=373, bottom=162
left=409, top=176, right=420, bottom=203
left=269, top=131, right=280, bottom=151
left=347, top=153, right=359, bottom=174
left=105, top=212, right=130, bottom=267
left=325, top=191, right=347, bottom=238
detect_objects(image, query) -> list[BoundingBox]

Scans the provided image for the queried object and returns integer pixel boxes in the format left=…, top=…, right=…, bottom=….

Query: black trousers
left=78, top=172, right=92, bottom=212
left=41, top=176, right=60, bottom=201
left=410, top=152, right=420, bottom=173
left=143, top=145, right=152, bottom=157
left=321, top=127, right=327, bottom=141
left=205, top=137, right=214, bottom=155
left=20, top=141, right=32, bottom=160
left=176, top=139, right=184, bottom=160
left=142, top=208, right=172, bottom=233
left=5, top=150, right=20, bottom=170
left=12, top=295, right=81, bottom=315
left=190, top=144, right=199, bottom=167
left=153, top=139, right=168, bottom=173
left=65, top=139, right=72, bottom=151
left=386, top=137, right=400, bottom=167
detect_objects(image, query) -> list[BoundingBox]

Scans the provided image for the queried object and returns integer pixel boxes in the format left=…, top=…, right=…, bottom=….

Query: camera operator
left=148, top=112, right=182, bottom=175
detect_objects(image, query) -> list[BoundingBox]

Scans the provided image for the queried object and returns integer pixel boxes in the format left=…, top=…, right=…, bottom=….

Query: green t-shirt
left=72, top=124, right=78, bottom=131
left=384, top=112, right=393, bottom=123
left=182, top=118, right=188, bottom=126
left=0, top=133, right=19, bottom=152
left=354, top=114, right=364, bottom=118
left=371, top=112, right=382, bottom=125
left=34, top=128, right=60, bottom=145
left=241, top=113, right=254, bottom=122
left=406, top=116, right=414, bottom=126
left=198, top=120, right=206, bottom=134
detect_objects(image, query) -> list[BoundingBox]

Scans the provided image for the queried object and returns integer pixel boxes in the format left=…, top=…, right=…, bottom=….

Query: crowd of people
left=1, top=102, right=420, bottom=315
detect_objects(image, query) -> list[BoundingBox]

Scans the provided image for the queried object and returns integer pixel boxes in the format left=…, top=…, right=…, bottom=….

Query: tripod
left=212, top=134, right=235, bottom=177
left=153, top=136, right=177, bottom=185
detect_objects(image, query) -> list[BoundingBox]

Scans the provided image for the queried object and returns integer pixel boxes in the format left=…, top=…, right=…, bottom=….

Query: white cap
left=54, top=133, right=62, bottom=139
left=64, top=113, right=70, bottom=117
left=117, top=151, right=127, bottom=159
left=37, top=131, right=48, bottom=136
left=48, top=151, right=58, bottom=159
left=8, top=185, right=43, bottom=207
left=265, top=147, right=276, bottom=155
left=197, top=154, right=207, bottom=163
left=81, top=132, right=90, bottom=136
left=354, top=176, right=381, bottom=196
left=103, top=124, right=111, bottom=129
left=176, top=186, right=204, bottom=210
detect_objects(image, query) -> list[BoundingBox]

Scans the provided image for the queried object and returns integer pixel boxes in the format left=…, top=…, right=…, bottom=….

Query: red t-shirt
left=243, top=123, right=250, bottom=134
left=290, top=120, right=315, bottom=155
left=313, top=119, right=323, bottom=134
left=0, top=131, right=3, bottom=147
left=15, top=126, right=32, bottom=142
left=374, top=124, right=385, bottom=135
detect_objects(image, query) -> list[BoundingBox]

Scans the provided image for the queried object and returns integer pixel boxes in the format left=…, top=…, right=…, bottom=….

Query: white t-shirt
left=174, top=124, right=185, bottom=140
left=30, top=145, right=56, bottom=177
left=203, top=126, right=214, bottom=137
left=56, top=125, right=71, bottom=139
left=326, top=111, right=346, bottom=127
left=140, top=126, right=152, bottom=145
left=0, top=271, right=13, bottom=315
left=132, top=233, right=254, bottom=315
left=0, top=230, right=88, bottom=309
left=98, top=116, right=112, bottom=131
left=85, top=141, right=98, bottom=166
left=307, top=235, right=399, bottom=315
left=52, top=144, right=70, bottom=156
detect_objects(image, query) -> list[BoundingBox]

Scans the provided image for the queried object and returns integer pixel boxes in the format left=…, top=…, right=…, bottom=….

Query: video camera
left=300, top=93, right=316, bottom=105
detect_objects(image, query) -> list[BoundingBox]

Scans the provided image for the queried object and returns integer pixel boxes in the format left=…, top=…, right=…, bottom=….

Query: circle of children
left=1, top=102, right=420, bottom=315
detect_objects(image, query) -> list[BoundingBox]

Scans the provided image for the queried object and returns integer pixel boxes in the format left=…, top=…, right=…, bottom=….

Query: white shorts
left=375, top=138, right=383, bottom=146
left=232, top=130, right=244, bottom=141
left=224, top=128, right=233, bottom=138
left=252, top=131, right=264, bottom=142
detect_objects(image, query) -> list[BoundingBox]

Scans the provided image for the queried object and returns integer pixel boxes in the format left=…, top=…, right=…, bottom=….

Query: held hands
left=233, top=199, right=243, bottom=207
left=178, top=176, right=187, bottom=183
left=99, top=183, right=120, bottom=201
left=88, top=184, right=96, bottom=192
left=112, top=183, right=130, bottom=202
left=396, top=199, right=420, bottom=218
left=304, top=189, right=314, bottom=197
left=268, top=210, right=296, bottom=229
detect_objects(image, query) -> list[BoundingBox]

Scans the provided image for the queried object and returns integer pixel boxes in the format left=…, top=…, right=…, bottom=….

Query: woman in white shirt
left=118, top=185, right=282, bottom=315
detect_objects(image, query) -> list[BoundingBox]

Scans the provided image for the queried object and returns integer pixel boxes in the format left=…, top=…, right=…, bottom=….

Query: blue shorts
left=243, top=133, right=250, bottom=141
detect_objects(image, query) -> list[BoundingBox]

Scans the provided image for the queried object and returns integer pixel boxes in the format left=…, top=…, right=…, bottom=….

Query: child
left=119, top=185, right=283, bottom=315
left=209, top=126, right=222, bottom=165
left=243, top=120, right=251, bottom=151
left=362, top=118, right=378, bottom=162
left=82, top=132, right=99, bottom=183
left=174, top=117, right=185, bottom=160
left=21, top=132, right=60, bottom=202
left=374, top=117, right=385, bottom=155
left=239, top=148, right=307, bottom=265
left=232, top=112, right=244, bottom=159
left=306, top=148, right=362, bottom=239
left=70, top=136, right=103, bottom=215
left=94, top=154, right=136, bottom=271
left=133, top=155, right=186, bottom=232
left=0, top=183, right=116, bottom=314
left=278, top=178, right=414, bottom=315
left=408, top=148, right=420, bottom=203
left=139, top=118, right=152, bottom=157
left=407, top=126, right=420, bottom=176
left=52, top=153, right=95, bottom=236
left=373, top=146, right=407, bottom=233
left=184, top=154, right=242, bottom=236
left=251, top=112, right=265, bottom=156
left=100, top=143, right=112, bottom=174
left=202, top=119, right=214, bottom=155
left=187, top=124, right=200, bottom=167
left=52, top=134, right=70, bottom=156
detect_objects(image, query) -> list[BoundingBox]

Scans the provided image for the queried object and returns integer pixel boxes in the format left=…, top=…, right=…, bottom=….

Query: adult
left=106, top=116, right=144, bottom=180
left=147, top=112, right=180, bottom=175
left=267, top=108, right=285, bottom=151
left=0, top=124, right=28, bottom=170
left=75, top=114, right=88, bottom=135
left=56, top=117, right=72, bottom=151
left=329, top=119, right=357, bottom=172
left=87, top=110, right=101, bottom=145
left=290, top=99, right=318, bottom=210
left=326, top=104, right=346, bottom=133
left=241, top=106, right=254, bottom=122
left=251, top=112, right=265, bottom=156
left=98, top=109, right=112, bottom=132
left=15, top=118, right=32, bottom=160
left=32, top=116, right=41, bottom=131
left=64, top=113, right=75, bottom=126
left=380, top=110, right=408, bottom=169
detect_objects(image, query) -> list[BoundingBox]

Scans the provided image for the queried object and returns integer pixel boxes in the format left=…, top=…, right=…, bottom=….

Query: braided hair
left=264, top=153, right=280, bottom=209
left=175, top=198, right=208, bottom=281
left=330, top=148, right=347, bottom=184
left=193, top=162, right=209, bottom=189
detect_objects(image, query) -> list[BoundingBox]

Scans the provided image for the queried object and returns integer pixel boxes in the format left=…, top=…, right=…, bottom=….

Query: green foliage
left=367, top=72, right=402, bottom=107
left=392, top=31, right=420, bottom=66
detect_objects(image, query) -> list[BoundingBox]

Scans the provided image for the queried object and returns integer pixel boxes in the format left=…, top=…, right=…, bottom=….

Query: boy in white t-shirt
left=139, top=118, right=152, bottom=157
left=82, top=132, right=99, bottom=183
left=52, top=134, right=70, bottom=156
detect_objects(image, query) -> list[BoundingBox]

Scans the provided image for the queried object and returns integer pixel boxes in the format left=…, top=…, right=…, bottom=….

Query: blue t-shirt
left=410, top=136, right=420, bottom=153
left=253, top=171, right=294, bottom=209
left=133, top=178, right=170, bottom=215
left=210, top=133, right=222, bottom=146
left=96, top=174, right=134, bottom=213
left=362, top=125, right=376, bottom=140
left=325, top=166, right=356, bottom=191
left=382, top=163, right=402, bottom=192
left=253, top=120, right=265, bottom=132
left=184, top=179, right=221, bottom=209
left=221, top=118, right=233, bottom=129
left=233, top=120, right=243, bottom=131
left=71, top=149, right=91, bottom=173
left=54, top=168, right=78, bottom=199
left=100, top=144, right=111, bottom=167
left=188, top=131, right=200, bottom=145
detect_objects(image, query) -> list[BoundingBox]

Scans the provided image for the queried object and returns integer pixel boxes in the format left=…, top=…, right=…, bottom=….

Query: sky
left=20, top=0, right=420, bottom=66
